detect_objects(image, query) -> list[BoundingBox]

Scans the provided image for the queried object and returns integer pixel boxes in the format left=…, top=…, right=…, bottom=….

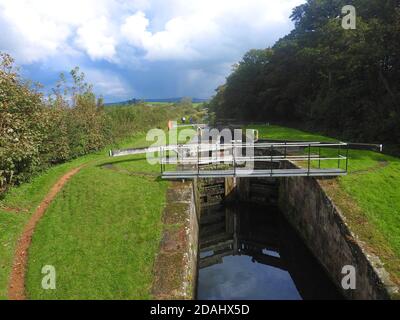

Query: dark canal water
left=197, top=202, right=343, bottom=300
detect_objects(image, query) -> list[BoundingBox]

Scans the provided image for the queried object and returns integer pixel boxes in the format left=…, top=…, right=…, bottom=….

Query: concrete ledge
left=151, top=181, right=198, bottom=300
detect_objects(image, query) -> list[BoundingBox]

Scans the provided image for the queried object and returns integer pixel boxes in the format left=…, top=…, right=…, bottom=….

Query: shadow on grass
left=97, top=156, right=149, bottom=166
left=96, top=157, right=168, bottom=182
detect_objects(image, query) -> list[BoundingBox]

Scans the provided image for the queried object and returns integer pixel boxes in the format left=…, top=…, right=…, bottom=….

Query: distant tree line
left=208, top=0, right=400, bottom=145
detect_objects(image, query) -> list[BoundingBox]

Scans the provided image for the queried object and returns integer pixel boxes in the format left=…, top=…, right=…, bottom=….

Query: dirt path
left=7, top=166, right=83, bottom=300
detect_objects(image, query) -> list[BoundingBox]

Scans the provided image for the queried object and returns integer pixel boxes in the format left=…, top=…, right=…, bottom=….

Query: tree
left=0, top=54, right=111, bottom=191
left=209, top=0, right=400, bottom=144
left=0, top=53, right=46, bottom=186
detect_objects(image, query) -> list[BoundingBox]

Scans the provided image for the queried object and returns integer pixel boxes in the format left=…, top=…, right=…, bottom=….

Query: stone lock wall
left=151, top=181, right=199, bottom=299
left=279, top=163, right=399, bottom=300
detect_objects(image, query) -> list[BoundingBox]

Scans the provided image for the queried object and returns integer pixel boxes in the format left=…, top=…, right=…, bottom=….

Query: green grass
left=25, top=154, right=168, bottom=299
left=249, top=124, right=338, bottom=142
left=23, top=127, right=181, bottom=299
left=0, top=153, right=101, bottom=300
left=252, top=124, right=400, bottom=282
left=0, top=114, right=192, bottom=299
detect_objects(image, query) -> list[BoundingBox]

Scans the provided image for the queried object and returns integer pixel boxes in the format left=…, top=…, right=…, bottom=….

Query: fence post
left=284, top=142, right=287, bottom=159
left=318, top=146, right=321, bottom=169
left=215, top=144, right=218, bottom=169
left=197, top=144, right=200, bottom=175
left=160, top=147, right=162, bottom=174
left=270, top=144, right=273, bottom=177
left=233, top=143, right=236, bottom=177
left=307, top=144, right=311, bottom=176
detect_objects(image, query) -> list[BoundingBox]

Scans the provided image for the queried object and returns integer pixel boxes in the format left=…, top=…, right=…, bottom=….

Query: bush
left=0, top=53, right=46, bottom=187
left=0, top=54, right=110, bottom=190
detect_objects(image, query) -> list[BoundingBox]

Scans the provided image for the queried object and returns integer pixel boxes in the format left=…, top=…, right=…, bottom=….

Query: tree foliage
left=210, top=0, right=400, bottom=144
left=0, top=54, right=110, bottom=190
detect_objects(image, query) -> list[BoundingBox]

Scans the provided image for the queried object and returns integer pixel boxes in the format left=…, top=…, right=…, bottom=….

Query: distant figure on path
left=181, top=116, right=186, bottom=124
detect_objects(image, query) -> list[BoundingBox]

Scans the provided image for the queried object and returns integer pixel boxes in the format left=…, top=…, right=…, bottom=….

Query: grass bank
left=25, top=153, right=168, bottom=299
left=0, top=102, right=198, bottom=299
left=250, top=124, right=400, bottom=284
left=0, top=131, right=178, bottom=299
left=0, top=153, right=99, bottom=299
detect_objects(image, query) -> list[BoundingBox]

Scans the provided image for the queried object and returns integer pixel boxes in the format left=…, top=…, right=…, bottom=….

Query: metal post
left=197, top=144, right=200, bottom=175
left=270, top=144, right=273, bottom=177
left=215, top=144, right=218, bottom=170
left=160, top=147, right=163, bottom=174
left=307, top=144, right=311, bottom=176
left=345, top=144, right=349, bottom=172
left=318, top=146, right=321, bottom=169
left=284, top=142, right=287, bottom=159
left=163, top=147, right=166, bottom=172
left=338, top=145, right=341, bottom=169
left=233, top=143, right=236, bottom=177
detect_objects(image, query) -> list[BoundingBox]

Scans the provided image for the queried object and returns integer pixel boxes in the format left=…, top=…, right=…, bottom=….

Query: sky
left=0, top=0, right=305, bottom=103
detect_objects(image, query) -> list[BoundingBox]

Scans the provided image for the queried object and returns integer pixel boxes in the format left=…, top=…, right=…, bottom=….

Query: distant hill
left=105, top=97, right=208, bottom=106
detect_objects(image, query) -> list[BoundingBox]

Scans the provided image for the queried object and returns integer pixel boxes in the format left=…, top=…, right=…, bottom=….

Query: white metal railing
left=159, top=141, right=349, bottom=177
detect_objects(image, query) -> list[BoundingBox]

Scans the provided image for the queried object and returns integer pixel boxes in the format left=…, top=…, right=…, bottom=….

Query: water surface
left=197, top=203, right=343, bottom=300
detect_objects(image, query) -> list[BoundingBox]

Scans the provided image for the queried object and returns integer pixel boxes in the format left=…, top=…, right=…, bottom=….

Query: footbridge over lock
left=110, top=141, right=349, bottom=179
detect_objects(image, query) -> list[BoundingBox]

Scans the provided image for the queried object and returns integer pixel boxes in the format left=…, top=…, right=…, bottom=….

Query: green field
left=251, top=125, right=400, bottom=283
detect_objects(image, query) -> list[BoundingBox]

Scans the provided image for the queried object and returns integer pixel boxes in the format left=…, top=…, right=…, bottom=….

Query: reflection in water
left=197, top=203, right=343, bottom=300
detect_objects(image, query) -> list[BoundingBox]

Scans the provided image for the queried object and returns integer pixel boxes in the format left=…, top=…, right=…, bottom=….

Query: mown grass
left=0, top=153, right=102, bottom=300
left=250, top=124, right=337, bottom=142
left=252, top=124, right=400, bottom=283
left=25, top=154, right=168, bottom=299
left=24, top=127, right=188, bottom=299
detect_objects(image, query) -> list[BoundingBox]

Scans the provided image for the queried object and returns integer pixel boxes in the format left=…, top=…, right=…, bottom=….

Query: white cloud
left=0, top=0, right=304, bottom=63
left=121, top=11, right=151, bottom=48
left=0, top=0, right=91, bottom=62
left=75, top=16, right=117, bottom=61
left=121, top=0, right=303, bottom=60
left=121, top=13, right=205, bottom=60
left=0, top=0, right=305, bottom=99
left=120, top=0, right=305, bottom=61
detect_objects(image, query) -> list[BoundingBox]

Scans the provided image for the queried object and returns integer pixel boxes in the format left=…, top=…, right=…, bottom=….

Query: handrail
left=111, top=141, right=348, bottom=157
left=158, top=140, right=349, bottom=178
